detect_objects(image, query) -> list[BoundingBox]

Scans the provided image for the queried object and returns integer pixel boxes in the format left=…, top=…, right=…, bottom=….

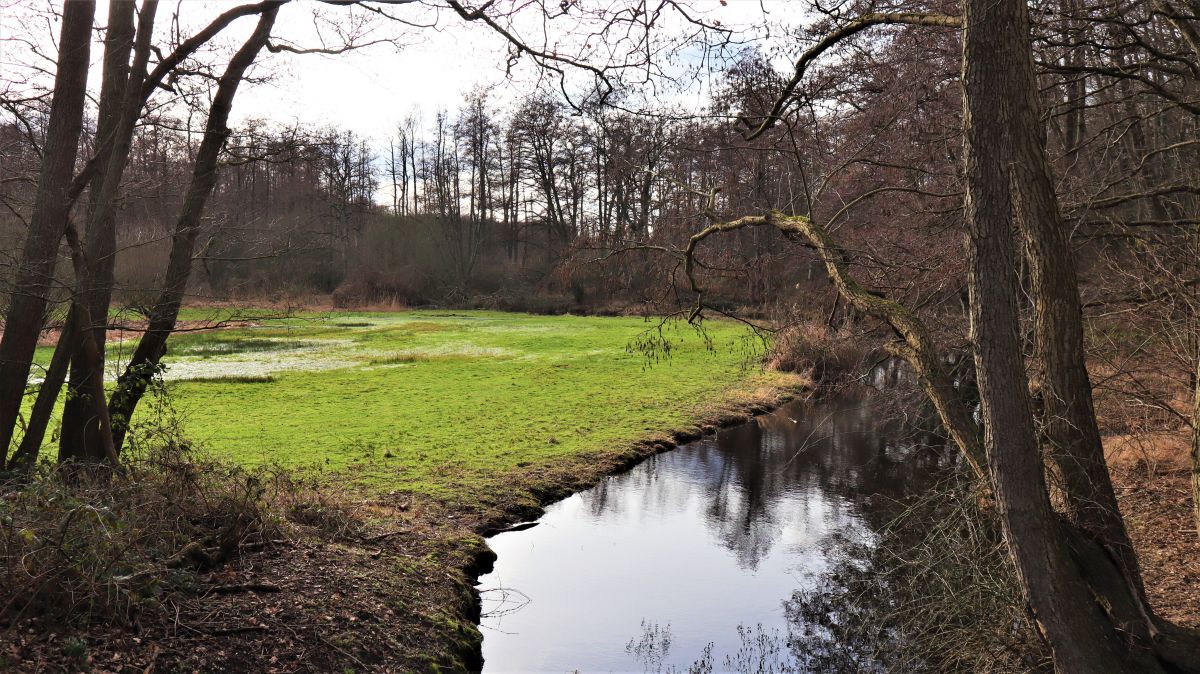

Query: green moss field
left=38, top=310, right=800, bottom=503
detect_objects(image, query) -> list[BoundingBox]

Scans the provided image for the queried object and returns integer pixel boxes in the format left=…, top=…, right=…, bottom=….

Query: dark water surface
left=477, top=397, right=944, bottom=673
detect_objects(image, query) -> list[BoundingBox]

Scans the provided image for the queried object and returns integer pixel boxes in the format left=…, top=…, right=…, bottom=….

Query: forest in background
left=5, top=1, right=1196, bottom=329
left=3, top=62, right=826, bottom=314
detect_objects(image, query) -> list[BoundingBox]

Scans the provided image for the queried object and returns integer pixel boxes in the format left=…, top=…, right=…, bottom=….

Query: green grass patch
left=30, top=311, right=801, bottom=505
left=176, top=338, right=315, bottom=357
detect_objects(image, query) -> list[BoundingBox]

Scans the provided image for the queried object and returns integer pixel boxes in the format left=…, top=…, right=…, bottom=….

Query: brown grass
left=766, top=322, right=867, bottom=384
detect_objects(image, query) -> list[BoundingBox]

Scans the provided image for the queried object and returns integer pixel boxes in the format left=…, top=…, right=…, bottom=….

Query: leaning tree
left=676, top=0, right=1200, bottom=670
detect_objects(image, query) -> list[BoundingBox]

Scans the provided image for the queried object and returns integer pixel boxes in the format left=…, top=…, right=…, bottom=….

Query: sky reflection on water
left=478, top=397, right=944, bottom=673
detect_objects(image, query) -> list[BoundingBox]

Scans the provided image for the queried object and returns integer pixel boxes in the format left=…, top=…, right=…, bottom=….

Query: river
left=476, top=396, right=946, bottom=673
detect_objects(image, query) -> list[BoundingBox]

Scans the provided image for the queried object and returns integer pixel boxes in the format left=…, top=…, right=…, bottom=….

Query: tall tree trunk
left=58, top=226, right=118, bottom=466
left=962, top=0, right=1199, bottom=669
left=1006, top=0, right=1148, bottom=604
left=1193, top=352, right=1200, bottom=540
left=60, top=0, right=159, bottom=462
left=0, top=0, right=96, bottom=468
left=1009, top=0, right=1200, bottom=665
left=108, top=6, right=279, bottom=452
left=962, top=4, right=1132, bottom=669
left=6, top=311, right=75, bottom=470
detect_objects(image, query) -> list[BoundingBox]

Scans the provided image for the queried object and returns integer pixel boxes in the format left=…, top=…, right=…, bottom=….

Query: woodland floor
left=1107, top=434, right=1200, bottom=630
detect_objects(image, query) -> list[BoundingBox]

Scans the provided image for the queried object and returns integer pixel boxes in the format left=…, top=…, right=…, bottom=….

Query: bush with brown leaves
left=767, top=321, right=867, bottom=385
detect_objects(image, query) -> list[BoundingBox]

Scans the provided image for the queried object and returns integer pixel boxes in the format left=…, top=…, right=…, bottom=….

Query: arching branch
left=685, top=209, right=987, bottom=480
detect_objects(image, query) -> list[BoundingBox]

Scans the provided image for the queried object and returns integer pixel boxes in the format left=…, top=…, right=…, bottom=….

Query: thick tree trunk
left=0, top=0, right=96, bottom=468
left=961, top=0, right=1197, bottom=670
left=1193, top=354, right=1200, bottom=540
left=39, top=221, right=119, bottom=468
left=6, top=311, right=74, bottom=470
left=59, top=0, right=159, bottom=461
left=1006, top=0, right=1200, bottom=667
left=1008, top=11, right=1142, bottom=584
left=961, top=4, right=1137, bottom=669
left=59, top=0, right=141, bottom=461
left=108, top=7, right=279, bottom=452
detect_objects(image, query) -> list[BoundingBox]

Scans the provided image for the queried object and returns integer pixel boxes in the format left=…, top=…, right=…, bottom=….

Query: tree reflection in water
left=478, top=397, right=954, bottom=673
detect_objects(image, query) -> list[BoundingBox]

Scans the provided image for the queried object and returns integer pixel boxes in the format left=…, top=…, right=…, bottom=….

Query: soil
left=1108, top=433, right=1200, bottom=629
left=4, top=530, right=480, bottom=673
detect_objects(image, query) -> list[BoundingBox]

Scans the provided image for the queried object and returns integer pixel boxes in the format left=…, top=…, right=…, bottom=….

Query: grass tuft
left=182, top=374, right=276, bottom=384
left=178, top=338, right=312, bottom=357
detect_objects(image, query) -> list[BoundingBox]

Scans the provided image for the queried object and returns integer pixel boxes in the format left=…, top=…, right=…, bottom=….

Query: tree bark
left=58, top=225, right=118, bottom=466
left=0, top=0, right=96, bottom=468
left=6, top=310, right=74, bottom=470
left=108, top=6, right=280, bottom=452
left=1193, top=353, right=1200, bottom=540
left=1007, top=3, right=1142, bottom=584
left=961, top=0, right=1194, bottom=669
left=59, top=0, right=158, bottom=461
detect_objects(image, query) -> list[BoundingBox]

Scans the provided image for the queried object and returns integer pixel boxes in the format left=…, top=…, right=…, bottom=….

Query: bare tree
left=0, top=0, right=95, bottom=469
left=57, top=0, right=159, bottom=462
left=108, top=7, right=281, bottom=453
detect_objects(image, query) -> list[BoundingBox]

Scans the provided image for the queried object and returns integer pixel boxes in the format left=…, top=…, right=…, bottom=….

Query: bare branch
left=741, top=12, right=962, bottom=141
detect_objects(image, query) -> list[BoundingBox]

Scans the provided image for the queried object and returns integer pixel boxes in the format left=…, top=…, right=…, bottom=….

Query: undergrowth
left=766, top=319, right=868, bottom=386
left=0, top=389, right=370, bottom=636
left=0, top=445, right=278, bottom=629
left=787, top=476, right=1050, bottom=673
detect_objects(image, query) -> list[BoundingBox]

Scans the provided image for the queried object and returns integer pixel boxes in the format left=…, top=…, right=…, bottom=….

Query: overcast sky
left=1, top=0, right=808, bottom=192
left=233, top=1, right=560, bottom=138
left=232, top=0, right=803, bottom=139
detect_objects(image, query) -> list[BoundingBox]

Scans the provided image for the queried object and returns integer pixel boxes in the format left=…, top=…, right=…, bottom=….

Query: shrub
left=766, top=321, right=867, bottom=384
left=0, top=445, right=280, bottom=628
